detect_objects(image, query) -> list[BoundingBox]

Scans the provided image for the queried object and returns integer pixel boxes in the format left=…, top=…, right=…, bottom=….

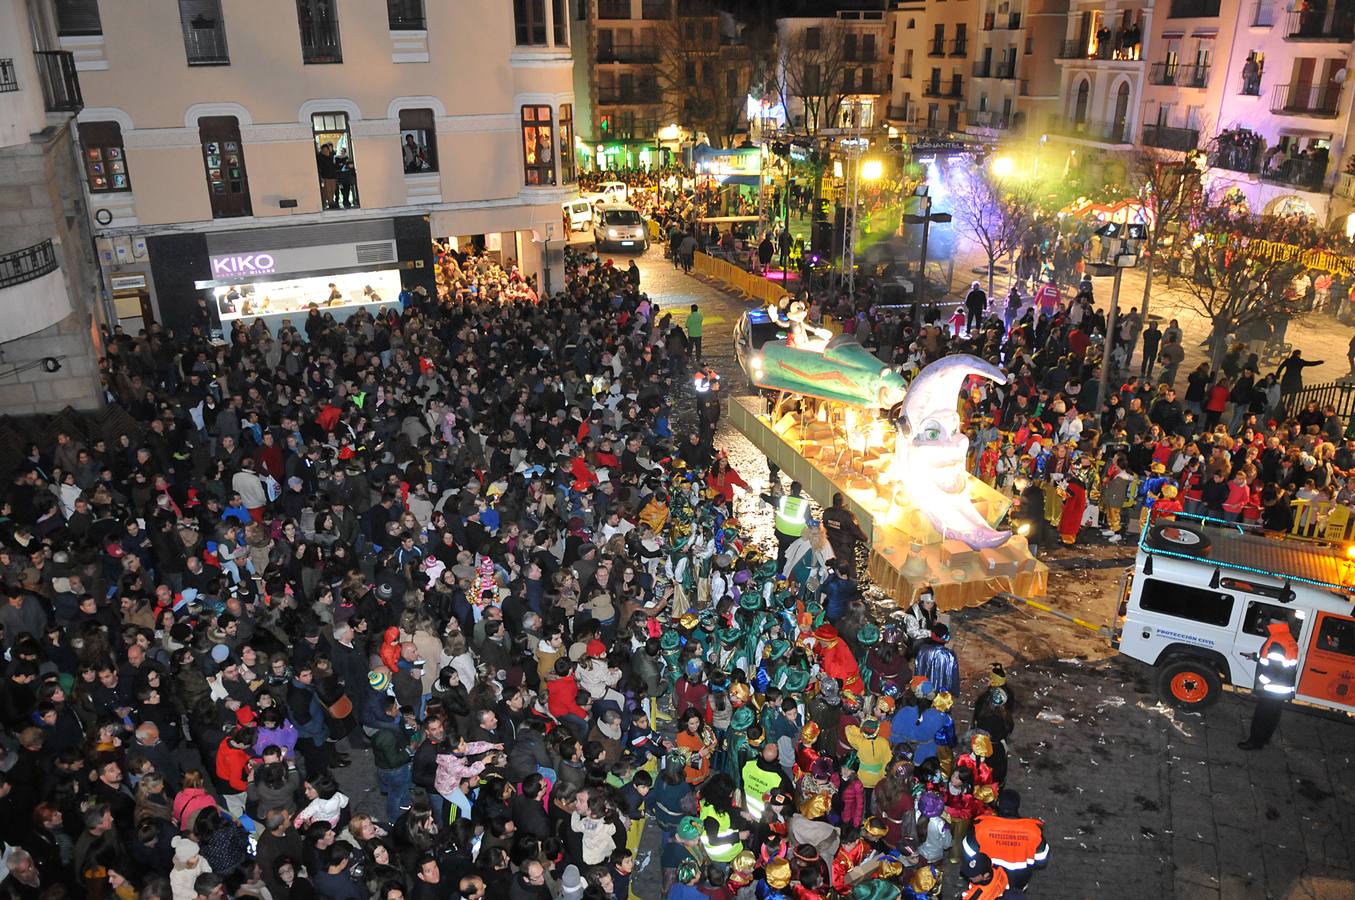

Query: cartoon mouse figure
left=774, top=300, right=832, bottom=351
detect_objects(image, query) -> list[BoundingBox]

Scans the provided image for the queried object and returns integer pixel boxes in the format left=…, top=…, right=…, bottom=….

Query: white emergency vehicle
left=1115, top=514, right=1355, bottom=713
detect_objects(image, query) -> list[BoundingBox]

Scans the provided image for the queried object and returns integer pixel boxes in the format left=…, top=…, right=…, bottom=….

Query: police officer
left=1238, top=620, right=1298, bottom=750
left=821, top=492, right=869, bottom=574
left=694, top=367, right=722, bottom=444
left=763, top=481, right=811, bottom=568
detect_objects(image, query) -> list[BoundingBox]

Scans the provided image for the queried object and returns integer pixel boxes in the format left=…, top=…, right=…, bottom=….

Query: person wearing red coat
left=1057, top=477, right=1087, bottom=545
left=830, top=834, right=870, bottom=894
left=813, top=625, right=862, bottom=695
left=706, top=459, right=750, bottom=504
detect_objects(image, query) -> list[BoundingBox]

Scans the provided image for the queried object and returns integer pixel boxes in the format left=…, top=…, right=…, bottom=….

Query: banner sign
left=1203, top=232, right=1355, bottom=277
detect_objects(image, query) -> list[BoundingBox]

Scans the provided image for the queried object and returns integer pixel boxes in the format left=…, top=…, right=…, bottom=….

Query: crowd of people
left=0, top=234, right=1055, bottom=900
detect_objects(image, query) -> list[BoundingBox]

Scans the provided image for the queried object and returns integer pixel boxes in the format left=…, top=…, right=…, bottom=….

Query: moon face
left=899, top=355, right=1010, bottom=550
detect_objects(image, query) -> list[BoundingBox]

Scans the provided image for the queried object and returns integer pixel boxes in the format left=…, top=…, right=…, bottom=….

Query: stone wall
left=0, top=120, right=104, bottom=414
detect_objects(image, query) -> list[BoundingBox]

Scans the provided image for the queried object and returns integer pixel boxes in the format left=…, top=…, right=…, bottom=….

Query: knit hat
left=172, top=836, right=200, bottom=864
left=368, top=670, right=391, bottom=692
left=586, top=639, right=607, bottom=658
left=559, top=865, right=585, bottom=900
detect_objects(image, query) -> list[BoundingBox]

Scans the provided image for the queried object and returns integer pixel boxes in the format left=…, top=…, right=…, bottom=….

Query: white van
left=595, top=181, right=628, bottom=204
left=593, top=204, right=649, bottom=252
left=1115, top=515, right=1355, bottom=714
left=562, top=199, right=594, bottom=232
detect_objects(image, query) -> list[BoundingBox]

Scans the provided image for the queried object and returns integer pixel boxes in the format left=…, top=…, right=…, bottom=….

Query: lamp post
left=1089, top=224, right=1144, bottom=416
left=902, top=186, right=952, bottom=322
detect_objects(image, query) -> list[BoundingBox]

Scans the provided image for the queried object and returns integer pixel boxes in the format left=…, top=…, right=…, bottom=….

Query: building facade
left=0, top=0, right=103, bottom=414
left=59, top=0, right=575, bottom=340
left=776, top=10, right=891, bottom=134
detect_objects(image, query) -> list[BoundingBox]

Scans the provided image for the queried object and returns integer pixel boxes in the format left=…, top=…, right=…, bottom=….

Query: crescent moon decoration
left=898, top=354, right=1011, bottom=550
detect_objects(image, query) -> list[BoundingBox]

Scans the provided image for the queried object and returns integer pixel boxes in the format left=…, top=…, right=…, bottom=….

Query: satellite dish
left=1336, top=67, right=1348, bottom=84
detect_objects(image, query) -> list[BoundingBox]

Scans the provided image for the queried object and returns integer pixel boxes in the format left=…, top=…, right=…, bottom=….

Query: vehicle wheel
left=1156, top=658, right=1222, bottom=710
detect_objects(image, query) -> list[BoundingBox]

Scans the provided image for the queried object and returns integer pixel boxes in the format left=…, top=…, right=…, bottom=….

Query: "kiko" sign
left=210, top=253, right=277, bottom=277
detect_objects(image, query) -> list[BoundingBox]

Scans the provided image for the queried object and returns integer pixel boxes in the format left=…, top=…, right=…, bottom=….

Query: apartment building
left=1048, top=0, right=1156, bottom=145
left=57, top=0, right=575, bottom=342
left=886, top=1, right=927, bottom=127
left=0, top=0, right=103, bottom=414
left=967, top=0, right=1068, bottom=133
left=1195, top=0, right=1355, bottom=223
left=777, top=9, right=891, bottom=133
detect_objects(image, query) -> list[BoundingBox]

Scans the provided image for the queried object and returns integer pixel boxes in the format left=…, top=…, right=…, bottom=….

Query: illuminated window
left=558, top=104, right=576, bottom=184
left=522, top=105, right=556, bottom=185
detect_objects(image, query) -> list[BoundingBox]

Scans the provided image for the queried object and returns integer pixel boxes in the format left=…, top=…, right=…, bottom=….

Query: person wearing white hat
left=170, top=836, right=210, bottom=900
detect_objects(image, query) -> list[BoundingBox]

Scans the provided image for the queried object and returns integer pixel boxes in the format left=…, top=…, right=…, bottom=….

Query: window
left=1139, top=578, right=1235, bottom=627
left=296, top=0, right=342, bottom=64
left=312, top=113, right=357, bottom=209
left=558, top=103, right=575, bottom=184
left=54, top=0, right=102, bottom=36
left=1242, top=601, right=1303, bottom=640
left=521, top=105, right=555, bottom=185
left=198, top=116, right=250, bottom=218
left=726, top=70, right=739, bottom=95
left=515, top=0, right=547, bottom=45
left=387, top=0, right=424, bottom=30
left=78, top=121, right=130, bottom=192
left=399, top=108, right=437, bottom=173
left=553, top=0, right=568, bottom=45
left=805, top=27, right=821, bottom=50
left=1316, top=615, right=1355, bottom=657
left=178, top=0, right=230, bottom=65
left=903, top=49, right=913, bottom=78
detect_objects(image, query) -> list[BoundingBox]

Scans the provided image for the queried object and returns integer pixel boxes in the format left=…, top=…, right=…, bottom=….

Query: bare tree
left=948, top=162, right=1037, bottom=296
left=651, top=15, right=759, bottom=147
left=1172, top=198, right=1304, bottom=371
left=772, top=23, right=851, bottom=135
left=1124, top=145, right=1206, bottom=323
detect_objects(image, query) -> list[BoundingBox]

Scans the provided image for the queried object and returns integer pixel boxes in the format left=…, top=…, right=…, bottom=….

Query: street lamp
left=990, top=155, right=1015, bottom=178
left=1089, top=222, right=1145, bottom=416
left=902, top=185, right=952, bottom=322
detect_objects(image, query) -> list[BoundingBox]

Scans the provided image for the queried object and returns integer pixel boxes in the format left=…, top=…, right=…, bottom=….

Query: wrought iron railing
left=0, top=240, right=58, bottom=290
left=33, top=51, right=81, bottom=112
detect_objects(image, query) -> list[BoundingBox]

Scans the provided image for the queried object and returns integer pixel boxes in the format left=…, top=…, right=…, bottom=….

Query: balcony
left=922, top=80, right=944, bottom=96
left=1168, top=0, right=1220, bottom=16
left=1059, top=33, right=1141, bottom=61
left=1271, top=82, right=1341, bottom=117
left=33, top=51, right=81, bottom=112
left=997, top=13, right=1023, bottom=29
left=0, top=58, right=16, bottom=93
left=1211, top=143, right=1261, bottom=174
left=0, top=241, right=58, bottom=290
left=995, top=60, right=1016, bottom=79
left=947, top=77, right=964, bottom=97
left=1049, top=115, right=1129, bottom=143
left=1142, top=123, right=1200, bottom=151
left=1148, top=62, right=1210, bottom=87
left=949, top=38, right=967, bottom=56
left=596, top=47, right=659, bottom=64
left=1335, top=172, right=1355, bottom=200
left=1285, top=9, right=1355, bottom=40
left=929, top=41, right=946, bottom=57
left=969, top=109, right=1011, bottom=129
left=887, top=104, right=916, bottom=122
left=973, top=60, right=992, bottom=78
left=597, top=88, right=660, bottom=105
left=1260, top=155, right=1328, bottom=191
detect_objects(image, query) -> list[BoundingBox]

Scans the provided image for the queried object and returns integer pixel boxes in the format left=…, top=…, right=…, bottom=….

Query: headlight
left=750, top=353, right=762, bottom=369
left=608, top=229, right=620, bottom=238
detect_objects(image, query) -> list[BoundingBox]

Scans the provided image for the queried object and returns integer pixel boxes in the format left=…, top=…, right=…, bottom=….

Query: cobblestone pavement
left=331, top=246, right=1355, bottom=899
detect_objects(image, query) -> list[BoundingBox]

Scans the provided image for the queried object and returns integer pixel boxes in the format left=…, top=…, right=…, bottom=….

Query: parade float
left=731, top=303, right=1047, bottom=610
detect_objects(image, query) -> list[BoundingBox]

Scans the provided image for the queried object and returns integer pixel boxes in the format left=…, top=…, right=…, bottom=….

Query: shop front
left=144, top=216, right=433, bottom=338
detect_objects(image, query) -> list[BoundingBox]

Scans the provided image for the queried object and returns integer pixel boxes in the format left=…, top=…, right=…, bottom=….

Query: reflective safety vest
left=741, top=759, right=782, bottom=821
left=1254, top=624, right=1299, bottom=699
left=963, top=866, right=1012, bottom=900
left=775, top=495, right=809, bottom=537
left=970, top=815, right=1049, bottom=872
left=698, top=802, right=743, bottom=863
